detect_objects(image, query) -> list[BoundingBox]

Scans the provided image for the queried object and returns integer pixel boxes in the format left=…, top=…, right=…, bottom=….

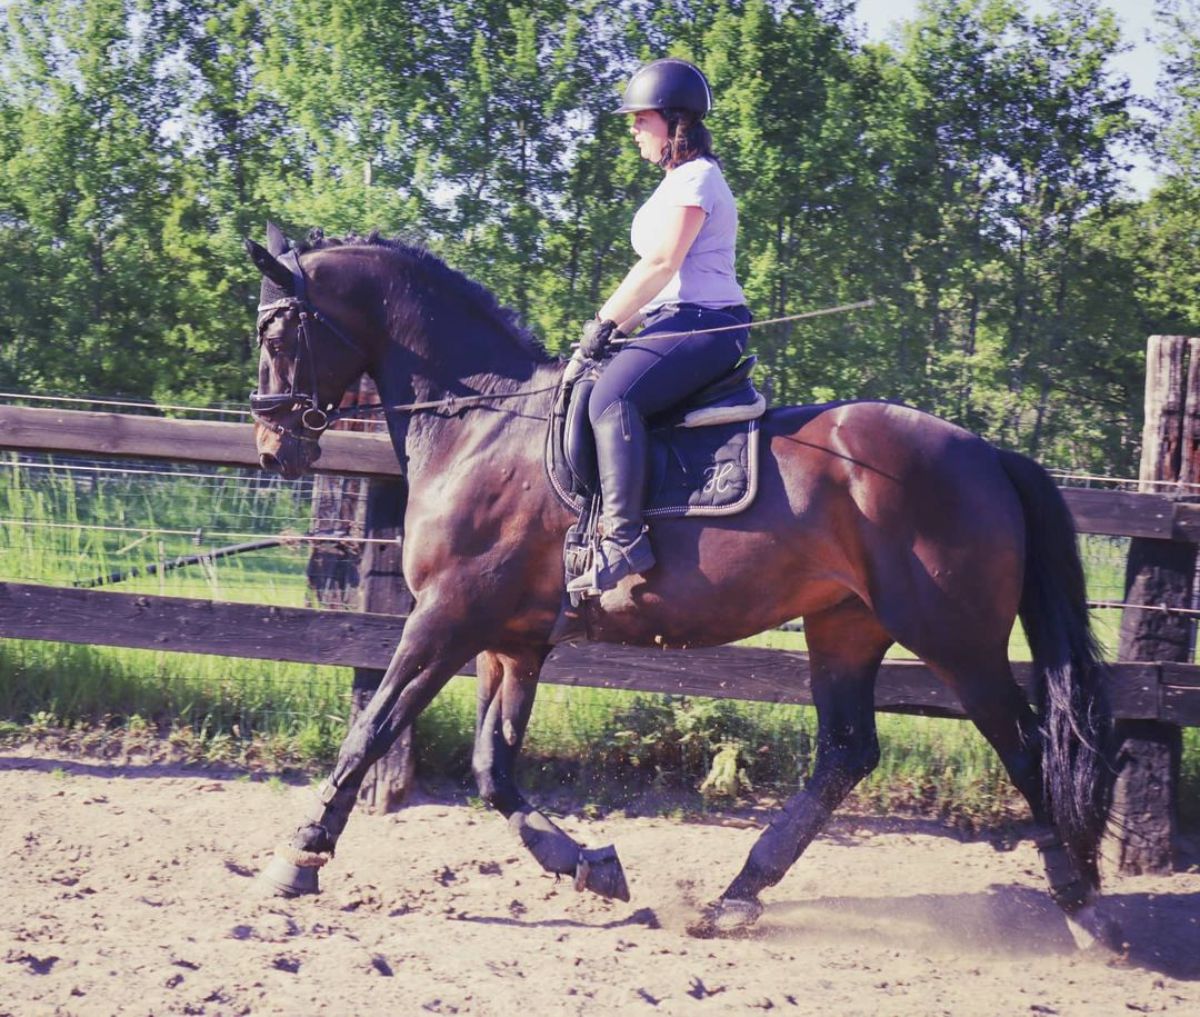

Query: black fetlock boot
left=566, top=399, right=655, bottom=597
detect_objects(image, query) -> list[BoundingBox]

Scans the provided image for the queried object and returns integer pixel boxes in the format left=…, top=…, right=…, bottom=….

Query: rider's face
left=629, top=110, right=670, bottom=164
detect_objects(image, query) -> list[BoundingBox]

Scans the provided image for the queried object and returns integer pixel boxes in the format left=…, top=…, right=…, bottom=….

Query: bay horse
left=245, top=228, right=1117, bottom=947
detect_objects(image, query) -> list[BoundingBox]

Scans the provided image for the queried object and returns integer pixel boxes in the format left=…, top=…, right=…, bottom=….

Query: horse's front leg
left=260, top=605, right=483, bottom=896
left=472, top=646, right=629, bottom=902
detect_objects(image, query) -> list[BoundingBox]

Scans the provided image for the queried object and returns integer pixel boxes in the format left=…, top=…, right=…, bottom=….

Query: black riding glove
left=579, top=318, right=619, bottom=361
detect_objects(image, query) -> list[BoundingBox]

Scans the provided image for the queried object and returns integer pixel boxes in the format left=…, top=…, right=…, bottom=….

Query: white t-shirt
left=630, top=156, right=746, bottom=313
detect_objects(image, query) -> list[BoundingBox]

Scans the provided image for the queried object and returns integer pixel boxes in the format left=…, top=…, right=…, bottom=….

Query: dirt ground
left=2, top=748, right=1198, bottom=1017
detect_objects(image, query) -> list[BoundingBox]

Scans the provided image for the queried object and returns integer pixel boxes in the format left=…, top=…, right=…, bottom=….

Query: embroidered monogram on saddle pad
left=645, top=417, right=759, bottom=517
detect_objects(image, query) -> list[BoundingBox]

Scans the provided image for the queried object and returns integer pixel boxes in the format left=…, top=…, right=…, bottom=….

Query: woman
left=567, top=57, right=752, bottom=597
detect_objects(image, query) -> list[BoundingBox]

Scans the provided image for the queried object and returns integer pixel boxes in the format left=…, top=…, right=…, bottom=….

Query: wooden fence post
left=307, top=377, right=416, bottom=812
left=1106, top=335, right=1192, bottom=874
left=351, top=477, right=416, bottom=811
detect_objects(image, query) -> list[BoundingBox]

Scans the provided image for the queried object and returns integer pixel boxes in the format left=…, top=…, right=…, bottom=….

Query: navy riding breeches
left=587, top=303, right=752, bottom=426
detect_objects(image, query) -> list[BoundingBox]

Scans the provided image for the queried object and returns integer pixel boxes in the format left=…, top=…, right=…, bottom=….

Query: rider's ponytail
left=660, top=109, right=720, bottom=169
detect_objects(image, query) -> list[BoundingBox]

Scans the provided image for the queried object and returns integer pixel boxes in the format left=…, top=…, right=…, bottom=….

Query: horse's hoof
left=574, top=844, right=631, bottom=902
left=687, top=897, right=764, bottom=939
left=1065, top=904, right=1125, bottom=954
left=259, top=854, right=321, bottom=897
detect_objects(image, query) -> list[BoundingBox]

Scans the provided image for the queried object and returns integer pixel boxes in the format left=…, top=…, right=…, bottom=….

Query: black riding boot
left=566, top=399, right=655, bottom=596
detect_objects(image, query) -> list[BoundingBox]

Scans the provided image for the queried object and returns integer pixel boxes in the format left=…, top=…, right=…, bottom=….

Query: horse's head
left=244, top=224, right=374, bottom=478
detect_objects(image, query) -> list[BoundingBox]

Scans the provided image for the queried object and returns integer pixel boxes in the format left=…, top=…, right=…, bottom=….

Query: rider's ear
left=244, top=237, right=295, bottom=295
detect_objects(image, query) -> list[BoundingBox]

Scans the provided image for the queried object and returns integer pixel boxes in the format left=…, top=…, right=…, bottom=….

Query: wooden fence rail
left=2, top=402, right=1200, bottom=541
left=0, top=581, right=1193, bottom=725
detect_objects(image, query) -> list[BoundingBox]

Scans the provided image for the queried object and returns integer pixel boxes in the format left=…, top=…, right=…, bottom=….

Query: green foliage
left=592, top=693, right=812, bottom=794
left=1183, top=726, right=1200, bottom=827
left=0, top=0, right=1194, bottom=474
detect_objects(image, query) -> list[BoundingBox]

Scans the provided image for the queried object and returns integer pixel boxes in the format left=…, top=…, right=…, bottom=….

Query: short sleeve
left=663, top=160, right=715, bottom=214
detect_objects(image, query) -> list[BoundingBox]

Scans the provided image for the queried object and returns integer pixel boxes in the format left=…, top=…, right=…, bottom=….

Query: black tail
left=998, top=449, right=1112, bottom=889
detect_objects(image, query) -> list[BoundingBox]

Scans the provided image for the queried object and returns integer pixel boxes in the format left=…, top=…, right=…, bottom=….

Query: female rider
left=567, top=57, right=751, bottom=596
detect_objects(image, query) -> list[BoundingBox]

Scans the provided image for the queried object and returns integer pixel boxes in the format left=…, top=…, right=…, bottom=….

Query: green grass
left=1183, top=727, right=1200, bottom=828
left=0, top=454, right=315, bottom=605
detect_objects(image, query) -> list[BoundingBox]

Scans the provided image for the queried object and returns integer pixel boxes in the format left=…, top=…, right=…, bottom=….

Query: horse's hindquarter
left=591, top=402, right=1026, bottom=652
left=810, top=403, right=1026, bottom=654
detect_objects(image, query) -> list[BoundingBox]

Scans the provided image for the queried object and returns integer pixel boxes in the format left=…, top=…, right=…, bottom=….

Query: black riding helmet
left=614, top=58, right=712, bottom=119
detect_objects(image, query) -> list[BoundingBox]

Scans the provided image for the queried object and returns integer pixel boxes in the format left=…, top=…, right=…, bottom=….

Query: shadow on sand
left=0, top=753, right=314, bottom=786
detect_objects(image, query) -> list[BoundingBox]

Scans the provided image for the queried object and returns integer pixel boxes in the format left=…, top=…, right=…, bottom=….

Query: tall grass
left=0, top=453, right=313, bottom=604
left=0, top=455, right=1196, bottom=830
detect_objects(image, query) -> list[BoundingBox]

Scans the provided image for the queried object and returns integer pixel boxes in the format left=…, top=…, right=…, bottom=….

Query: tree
left=0, top=0, right=179, bottom=397
left=152, top=0, right=286, bottom=403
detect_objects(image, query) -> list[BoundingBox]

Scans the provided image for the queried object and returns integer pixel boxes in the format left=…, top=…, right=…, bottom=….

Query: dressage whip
left=606, top=297, right=877, bottom=346
left=288, top=298, right=879, bottom=422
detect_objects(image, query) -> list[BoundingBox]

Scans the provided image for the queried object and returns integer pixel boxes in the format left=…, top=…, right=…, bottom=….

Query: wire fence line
left=0, top=391, right=256, bottom=418
left=1048, top=470, right=1200, bottom=494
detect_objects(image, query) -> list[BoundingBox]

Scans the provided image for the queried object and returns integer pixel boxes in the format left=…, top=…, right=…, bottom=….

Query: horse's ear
left=244, top=237, right=295, bottom=296
left=265, top=221, right=291, bottom=256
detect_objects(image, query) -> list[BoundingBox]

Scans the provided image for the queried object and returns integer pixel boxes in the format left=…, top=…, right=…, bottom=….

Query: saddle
left=545, top=353, right=767, bottom=600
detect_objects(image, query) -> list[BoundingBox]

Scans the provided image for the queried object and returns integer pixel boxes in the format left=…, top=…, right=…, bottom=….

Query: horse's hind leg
left=932, top=655, right=1121, bottom=949
left=693, top=599, right=891, bottom=935
left=472, top=646, right=630, bottom=901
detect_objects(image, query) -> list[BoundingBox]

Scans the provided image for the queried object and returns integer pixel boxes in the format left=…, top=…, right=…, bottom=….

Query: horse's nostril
left=260, top=452, right=282, bottom=473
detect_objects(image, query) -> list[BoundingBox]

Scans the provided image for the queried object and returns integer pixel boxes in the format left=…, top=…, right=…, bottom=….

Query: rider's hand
left=579, top=318, right=619, bottom=361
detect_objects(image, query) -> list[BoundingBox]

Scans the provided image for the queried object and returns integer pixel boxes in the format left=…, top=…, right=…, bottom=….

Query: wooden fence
left=1, top=377, right=1198, bottom=869
left=0, top=579, right=1188, bottom=723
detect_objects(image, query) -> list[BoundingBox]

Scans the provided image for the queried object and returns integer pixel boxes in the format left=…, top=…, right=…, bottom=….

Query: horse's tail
left=997, top=448, right=1112, bottom=889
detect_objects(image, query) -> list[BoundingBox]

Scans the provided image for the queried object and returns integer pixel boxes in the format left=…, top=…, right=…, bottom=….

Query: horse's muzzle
left=255, top=422, right=320, bottom=478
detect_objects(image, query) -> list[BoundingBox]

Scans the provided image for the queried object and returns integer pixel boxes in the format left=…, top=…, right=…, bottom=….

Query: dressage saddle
left=555, top=354, right=765, bottom=499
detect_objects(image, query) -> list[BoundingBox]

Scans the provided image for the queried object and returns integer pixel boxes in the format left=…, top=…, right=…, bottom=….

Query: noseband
left=250, top=248, right=366, bottom=445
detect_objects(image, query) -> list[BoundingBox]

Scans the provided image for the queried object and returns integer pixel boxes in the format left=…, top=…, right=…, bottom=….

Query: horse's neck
left=394, top=285, right=543, bottom=404
left=396, top=361, right=564, bottom=501
left=368, top=300, right=562, bottom=485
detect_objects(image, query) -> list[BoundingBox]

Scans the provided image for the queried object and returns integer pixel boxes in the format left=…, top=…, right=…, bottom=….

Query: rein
left=251, top=249, right=874, bottom=436
left=330, top=384, right=561, bottom=422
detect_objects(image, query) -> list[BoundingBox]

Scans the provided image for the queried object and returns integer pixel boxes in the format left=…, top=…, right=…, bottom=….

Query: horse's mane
left=297, top=230, right=555, bottom=364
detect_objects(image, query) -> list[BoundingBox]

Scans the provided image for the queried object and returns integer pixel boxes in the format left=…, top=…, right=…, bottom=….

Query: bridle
left=249, top=248, right=372, bottom=446
left=250, top=247, right=562, bottom=443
